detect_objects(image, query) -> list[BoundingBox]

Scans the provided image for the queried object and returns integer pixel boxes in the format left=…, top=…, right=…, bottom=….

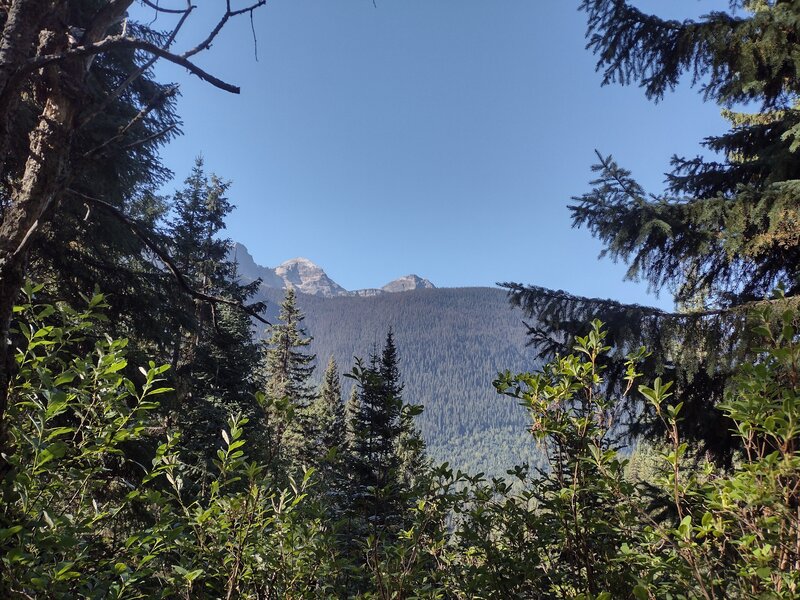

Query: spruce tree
left=505, top=0, right=800, bottom=458
left=306, top=356, right=349, bottom=506
left=263, top=287, right=316, bottom=405
left=379, top=329, right=403, bottom=404
left=314, top=356, right=346, bottom=455
left=396, top=403, right=428, bottom=492
left=262, top=287, right=317, bottom=470
left=164, top=159, right=264, bottom=464
left=0, top=2, right=267, bottom=448
left=378, top=329, right=428, bottom=488
left=345, top=385, right=361, bottom=449
left=346, top=331, right=427, bottom=533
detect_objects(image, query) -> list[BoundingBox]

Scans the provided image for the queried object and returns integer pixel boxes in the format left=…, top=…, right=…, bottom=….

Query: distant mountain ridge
left=231, top=242, right=435, bottom=297
left=232, top=242, right=543, bottom=476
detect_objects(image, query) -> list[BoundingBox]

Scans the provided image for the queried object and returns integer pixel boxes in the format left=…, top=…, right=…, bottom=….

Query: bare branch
left=139, top=0, right=193, bottom=14
left=69, top=189, right=271, bottom=326
left=182, top=0, right=267, bottom=59
left=25, top=36, right=241, bottom=94
left=79, top=2, right=194, bottom=128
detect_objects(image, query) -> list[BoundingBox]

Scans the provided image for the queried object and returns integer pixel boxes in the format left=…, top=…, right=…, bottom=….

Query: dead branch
left=24, top=35, right=241, bottom=93
left=140, top=0, right=193, bottom=14
left=183, top=1, right=267, bottom=59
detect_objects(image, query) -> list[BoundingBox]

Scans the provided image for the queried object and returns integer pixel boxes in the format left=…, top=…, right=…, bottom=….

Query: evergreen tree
left=262, top=287, right=317, bottom=470
left=505, top=0, right=800, bottom=459
left=263, top=287, right=316, bottom=406
left=314, top=356, right=346, bottom=455
left=396, top=403, right=428, bottom=492
left=378, top=329, right=428, bottom=489
left=379, top=329, right=402, bottom=404
left=169, top=158, right=236, bottom=371
left=345, top=385, right=361, bottom=449
left=307, top=356, right=349, bottom=507
left=163, top=159, right=264, bottom=464
left=346, top=331, right=427, bottom=534
left=0, top=2, right=267, bottom=448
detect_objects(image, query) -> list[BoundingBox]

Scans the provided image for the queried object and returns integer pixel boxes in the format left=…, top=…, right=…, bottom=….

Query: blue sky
left=138, top=0, right=732, bottom=308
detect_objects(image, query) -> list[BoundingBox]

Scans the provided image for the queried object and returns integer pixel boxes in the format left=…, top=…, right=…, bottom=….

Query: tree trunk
left=0, top=0, right=50, bottom=185
left=0, top=0, right=133, bottom=475
left=0, top=7, right=76, bottom=471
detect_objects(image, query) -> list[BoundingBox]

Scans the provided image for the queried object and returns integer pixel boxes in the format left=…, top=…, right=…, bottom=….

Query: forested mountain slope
left=256, top=286, right=543, bottom=475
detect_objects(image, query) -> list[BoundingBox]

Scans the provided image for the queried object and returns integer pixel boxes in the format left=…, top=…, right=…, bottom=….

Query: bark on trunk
left=0, top=23, right=76, bottom=473
left=0, top=1, right=50, bottom=185
left=0, top=1, right=135, bottom=477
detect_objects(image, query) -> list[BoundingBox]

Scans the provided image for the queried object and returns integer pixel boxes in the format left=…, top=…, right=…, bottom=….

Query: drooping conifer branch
left=70, top=189, right=270, bottom=326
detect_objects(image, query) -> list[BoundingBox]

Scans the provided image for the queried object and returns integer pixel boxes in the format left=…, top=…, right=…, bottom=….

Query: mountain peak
left=230, top=242, right=435, bottom=297
left=278, top=257, right=318, bottom=268
left=382, top=274, right=436, bottom=293
left=274, top=257, right=347, bottom=297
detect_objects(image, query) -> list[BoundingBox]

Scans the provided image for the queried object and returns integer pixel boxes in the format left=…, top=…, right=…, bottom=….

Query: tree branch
left=82, top=84, right=178, bottom=158
left=80, top=1, right=194, bottom=128
left=139, top=0, right=193, bottom=14
left=182, top=1, right=267, bottom=59
left=25, top=35, right=241, bottom=94
left=500, top=282, right=800, bottom=320
left=69, top=189, right=271, bottom=326
left=119, top=124, right=177, bottom=150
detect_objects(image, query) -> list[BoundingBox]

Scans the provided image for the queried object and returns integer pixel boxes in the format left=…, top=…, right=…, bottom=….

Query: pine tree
left=314, top=356, right=346, bottom=455
left=163, top=159, right=264, bottom=464
left=262, top=287, right=317, bottom=470
left=346, top=331, right=428, bottom=534
left=505, top=0, right=800, bottom=459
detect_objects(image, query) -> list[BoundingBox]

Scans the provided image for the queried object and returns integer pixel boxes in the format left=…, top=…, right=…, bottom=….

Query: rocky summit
left=381, top=274, right=436, bottom=293
left=231, top=242, right=435, bottom=297
left=274, top=257, right=349, bottom=297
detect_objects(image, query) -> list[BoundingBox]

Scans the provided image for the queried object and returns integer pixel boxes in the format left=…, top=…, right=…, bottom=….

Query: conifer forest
left=3, top=1, right=800, bottom=598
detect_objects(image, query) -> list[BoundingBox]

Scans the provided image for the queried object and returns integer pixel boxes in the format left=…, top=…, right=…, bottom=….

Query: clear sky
left=137, top=0, right=733, bottom=309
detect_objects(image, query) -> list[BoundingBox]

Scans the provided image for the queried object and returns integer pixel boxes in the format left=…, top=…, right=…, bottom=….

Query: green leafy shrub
left=3, top=287, right=800, bottom=599
left=0, top=287, right=342, bottom=598
left=622, top=298, right=800, bottom=599
left=0, top=284, right=170, bottom=597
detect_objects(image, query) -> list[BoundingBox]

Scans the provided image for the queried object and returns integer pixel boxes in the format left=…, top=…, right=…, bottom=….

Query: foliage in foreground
left=0, top=287, right=340, bottom=599
left=2, top=288, right=800, bottom=598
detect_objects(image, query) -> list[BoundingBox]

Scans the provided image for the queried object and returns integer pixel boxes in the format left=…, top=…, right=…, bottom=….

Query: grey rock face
left=274, top=257, right=349, bottom=297
left=230, top=242, right=284, bottom=289
left=381, top=274, right=436, bottom=293
left=230, top=242, right=434, bottom=297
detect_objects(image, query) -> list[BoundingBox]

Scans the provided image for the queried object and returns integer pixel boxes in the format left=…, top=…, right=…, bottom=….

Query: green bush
left=3, top=287, right=800, bottom=598
left=0, top=287, right=342, bottom=599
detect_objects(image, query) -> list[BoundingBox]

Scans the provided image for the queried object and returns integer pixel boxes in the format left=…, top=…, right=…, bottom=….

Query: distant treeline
left=256, top=286, right=545, bottom=474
